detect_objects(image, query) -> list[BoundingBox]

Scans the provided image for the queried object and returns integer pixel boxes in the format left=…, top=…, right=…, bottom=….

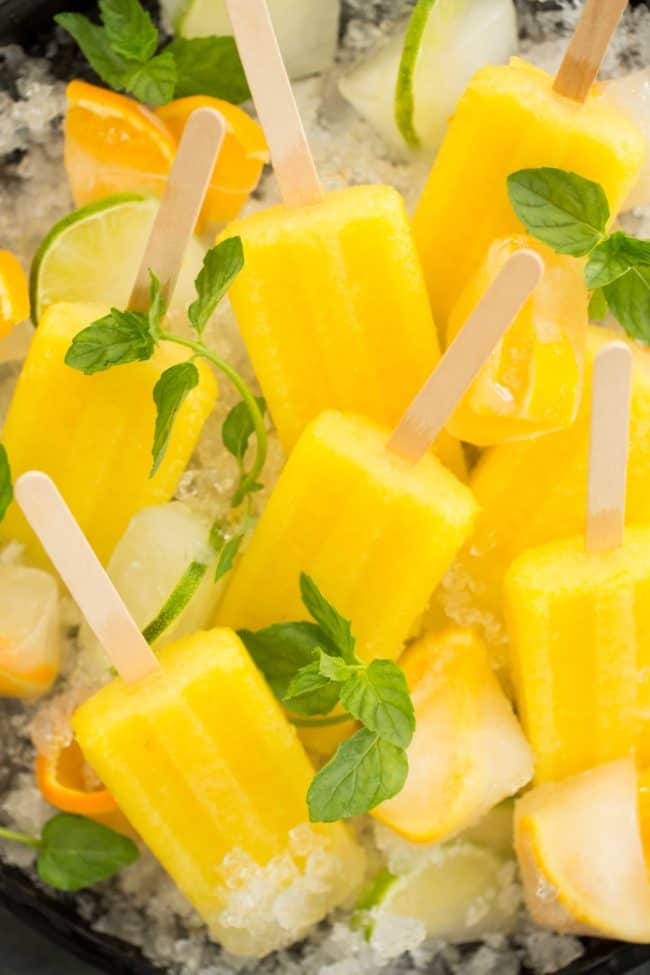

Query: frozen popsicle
left=504, top=342, right=650, bottom=782
left=219, top=0, right=463, bottom=479
left=0, top=565, right=60, bottom=699
left=15, top=472, right=365, bottom=957
left=430, top=325, right=650, bottom=666
left=446, top=237, right=589, bottom=445
left=1, top=110, right=224, bottom=566
left=413, top=0, right=646, bottom=328
left=217, top=251, right=543, bottom=666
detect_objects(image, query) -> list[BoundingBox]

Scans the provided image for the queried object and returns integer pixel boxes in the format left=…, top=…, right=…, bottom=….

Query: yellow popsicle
left=505, top=526, right=650, bottom=784
left=73, top=627, right=364, bottom=957
left=446, top=237, right=589, bottom=445
left=223, top=185, right=465, bottom=479
left=216, top=410, right=478, bottom=663
left=413, top=59, right=646, bottom=327
left=1, top=303, right=217, bottom=566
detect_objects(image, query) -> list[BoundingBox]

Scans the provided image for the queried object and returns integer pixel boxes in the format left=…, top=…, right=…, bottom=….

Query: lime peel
left=143, top=559, right=209, bottom=645
left=395, top=0, right=438, bottom=150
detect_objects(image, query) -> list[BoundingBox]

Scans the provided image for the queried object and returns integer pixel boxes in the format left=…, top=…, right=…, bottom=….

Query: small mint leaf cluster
left=239, top=574, right=415, bottom=823
left=508, top=167, right=650, bottom=342
left=56, top=0, right=250, bottom=107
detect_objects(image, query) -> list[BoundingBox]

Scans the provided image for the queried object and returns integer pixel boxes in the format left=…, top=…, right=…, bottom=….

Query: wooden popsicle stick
left=586, top=342, right=632, bottom=554
left=15, top=471, right=160, bottom=685
left=225, top=0, right=323, bottom=208
left=388, top=249, right=544, bottom=464
left=554, top=0, right=628, bottom=103
left=129, top=107, right=226, bottom=313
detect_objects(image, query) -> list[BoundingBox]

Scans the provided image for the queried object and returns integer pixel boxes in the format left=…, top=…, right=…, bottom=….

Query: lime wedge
left=339, top=0, right=516, bottom=155
left=30, top=194, right=205, bottom=324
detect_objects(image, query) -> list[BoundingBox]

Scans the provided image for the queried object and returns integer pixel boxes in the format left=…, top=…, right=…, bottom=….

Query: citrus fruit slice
left=156, top=96, right=268, bottom=228
left=516, top=759, right=650, bottom=941
left=0, top=566, right=60, bottom=700
left=0, top=251, right=29, bottom=339
left=30, top=194, right=205, bottom=324
left=64, top=80, right=176, bottom=209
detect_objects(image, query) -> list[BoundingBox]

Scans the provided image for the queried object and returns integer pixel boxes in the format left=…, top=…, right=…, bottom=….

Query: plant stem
left=0, top=826, right=41, bottom=849
left=289, top=714, right=355, bottom=729
left=160, top=331, right=267, bottom=506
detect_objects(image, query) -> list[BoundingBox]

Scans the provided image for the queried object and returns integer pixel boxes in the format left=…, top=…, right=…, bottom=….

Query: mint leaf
left=151, top=361, right=199, bottom=476
left=168, top=36, right=251, bottom=104
left=238, top=621, right=328, bottom=700
left=507, top=168, right=609, bottom=257
left=55, top=14, right=131, bottom=90
left=189, top=238, right=245, bottom=336
left=0, top=445, right=12, bottom=524
left=586, top=234, right=632, bottom=289
left=99, top=0, right=158, bottom=63
left=283, top=660, right=340, bottom=716
left=340, top=660, right=414, bottom=748
left=214, top=532, right=244, bottom=583
left=308, top=729, right=408, bottom=822
left=148, top=270, right=166, bottom=338
left=604, top=267, right=650, bottom=342
left=222, top=397, right=266, bottom=464
left=123, top=49, right=177, bottom=107
left=65, top=310, right=155, bottom=375
left=319, top=650, right=354, bottom=683
left=37, top=814, right=138, bottom=892
left=589, top=288, right=608, bottom=322
left=300, top=573, right=356, bottom=663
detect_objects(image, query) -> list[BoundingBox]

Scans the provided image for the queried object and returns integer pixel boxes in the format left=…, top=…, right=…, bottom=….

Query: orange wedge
left=37, top=738, right=132, bottom=835
left=0, top=251, right=29, bottom=338
left=64, top=80, right=176, bottom=208
left=156, top=95, right=269, bottom=229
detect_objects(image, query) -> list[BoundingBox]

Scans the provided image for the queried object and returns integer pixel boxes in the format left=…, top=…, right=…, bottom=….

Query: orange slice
left=36, top=738, right=132, bottom=835
left=0, top=251, right=29, bottom=338
left=156, top=95, right=269, bottom=228
left=64, top=80, right=176, bottom=208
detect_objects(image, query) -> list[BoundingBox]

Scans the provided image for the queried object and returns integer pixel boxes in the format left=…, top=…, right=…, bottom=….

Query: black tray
left=1, top=1, right=650, bottom=973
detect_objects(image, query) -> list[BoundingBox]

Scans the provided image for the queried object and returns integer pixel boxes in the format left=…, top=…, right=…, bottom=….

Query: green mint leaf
left=99, top=0, right=158, bottom=62
left=123, top=49, right=177, bottom=107
left=507, top=168, right=609, bottom=257
left=189, top=238, right=245, bottom=336
left=214, top=532, right=244, bottom=583
left=65, top=310, right=155, bottom=375
left=222, top=397, right=266, bottom=463
left=307, top=728, right=408, bottom=822
left=151, top=361, right=200, bottom=476
left=586, top=233, right=650, bottom=290
left=588, top=288, right=609, bottom=322
left=283, top=660, right=340, bottom=716
left=148, top=270, right=166, bottom=338
left=319, top=650, right=354, bottom=683
left=238, top=621, right=328, bottom=701
left=55, top=13, right=131, bottom=90
left=604, top=266, right=650, bottom=343
left=340, top=660, right=414, bottom=748
left=300, top=573, right=357, bottom=663
left=37, top=814, right=138, bottom=892
left=0, top=446, right=13, bottom=524
left=167, top=36, right=251, bottom=104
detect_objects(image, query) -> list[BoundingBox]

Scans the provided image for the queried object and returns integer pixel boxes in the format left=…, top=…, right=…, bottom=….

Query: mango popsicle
left=504, top=342, right=650, bottom=783
left=446, top=237, right=589, bottom=445
left=413, top=54, right=645, bottom=328
left=219, top=0, right=463, bottom=478
left=217, top=251, right=542, bottom=662
left=1, top=302, right=217, bottom=565
left=431, top=326, right=650, bottom=665
left=16, top=472, right=365, bottom=958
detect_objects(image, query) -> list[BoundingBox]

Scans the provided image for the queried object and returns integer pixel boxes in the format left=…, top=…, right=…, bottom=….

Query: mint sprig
left=0, top=814, right=139, bottom=891
left=508, top=167, right=650, bottom=341
left=0, top=445, right=13, bottom=524
left=56, top=0, right=249, bottom=107
left=238, top=574, right=415, bottom=822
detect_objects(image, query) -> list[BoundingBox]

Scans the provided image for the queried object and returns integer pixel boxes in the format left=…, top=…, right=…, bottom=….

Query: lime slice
left=339, top=0, right=516, bottom=155
left=30, top=194, right=205, bottom=324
